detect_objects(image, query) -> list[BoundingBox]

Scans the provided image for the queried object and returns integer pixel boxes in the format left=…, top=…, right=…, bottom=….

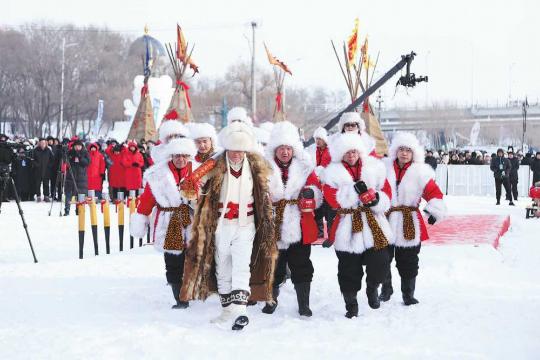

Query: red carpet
left=424, top=215, right=510, bottom=249
left=313, top=215, right=511, bottom=249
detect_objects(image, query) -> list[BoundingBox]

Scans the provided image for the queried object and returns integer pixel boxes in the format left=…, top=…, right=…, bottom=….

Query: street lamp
left=59, top=38, right=77, bottom=138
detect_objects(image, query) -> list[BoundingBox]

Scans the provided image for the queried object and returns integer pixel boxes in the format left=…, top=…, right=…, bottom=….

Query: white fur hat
left=164, top=138, right=197, bottom=159
left=259, top=121, right=274, bottom=133
left=219, top=121, right=256, bottom=152
left=388, top=132, right=425, bottom=163
left=329, top=132, right=367, bottom=162
left=338, top=112, right=366, bottom=133
left=226, top=106, right=253, bottom=126
left=313, top=126, right=328, bottom=144
left=266, top=121, right=303, bottom=158
left=158, top=120, right=190, bottom=143
left=188, top=122, right=218, bottom=147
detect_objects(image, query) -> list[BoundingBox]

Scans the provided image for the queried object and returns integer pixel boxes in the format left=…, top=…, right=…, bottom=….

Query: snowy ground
left=1, top=196, right=539, bottom=359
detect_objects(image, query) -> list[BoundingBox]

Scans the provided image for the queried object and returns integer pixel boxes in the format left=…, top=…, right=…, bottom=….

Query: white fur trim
left=164, top=138, right=197, bottom=159
left=338, top=112, right=366, bottom=132
left=424, top=198, right=447, bottom=222
left=130, top=212, right=149, bottom=238
left=328, top=133, right=367, bottom=163
left=259, top=121, right=274, bottom=133
left=158, top=120, right=190, bottom=142
left=313, top=126, right=328, bottom=144
left=323, top=158, right=393, bottom=254
left=227, top=107, right=253, bottom=126
left=370, top=191, right=391, bottom=215
left=144, top=161, right=197, bottom=255
left=188, top=122, right=218, bottom=147
left=384, top=159, right=443, bottom=247
left=388, top=132, right=425, bottom=164
left=266, top=121, right=304, bottom=160
left=219, top=121, right=256, bottom=151
left=267, top=155, right=315, bottom=250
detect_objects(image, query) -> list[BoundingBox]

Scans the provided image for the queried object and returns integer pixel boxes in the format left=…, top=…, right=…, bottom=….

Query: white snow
left=0, top=196, right=539, bottom=359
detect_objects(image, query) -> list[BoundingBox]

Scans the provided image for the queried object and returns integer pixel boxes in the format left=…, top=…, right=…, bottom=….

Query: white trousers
left=215, top=223, right=256, bottom=294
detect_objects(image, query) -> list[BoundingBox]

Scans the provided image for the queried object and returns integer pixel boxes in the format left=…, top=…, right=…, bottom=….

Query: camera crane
left=305, top=51, right=428, bottom=146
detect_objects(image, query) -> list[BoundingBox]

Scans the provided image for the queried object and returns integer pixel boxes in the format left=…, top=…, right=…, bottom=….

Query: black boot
left=294, top=282, right=312, bottom=317
left=343, top=291, right=358, bottom=318
left=379, top=273, right=393, bottom=302
left=401, top=277, right=419, bottom=306
left=262, top=286, right=280, bottom=314
left=366, top=282, right=380, bottom=309
left=170, top=283, right=189, bottom=309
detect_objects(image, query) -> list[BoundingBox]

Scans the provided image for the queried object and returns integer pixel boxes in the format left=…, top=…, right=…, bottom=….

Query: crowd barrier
left=434, top=165, right=534, bottom=196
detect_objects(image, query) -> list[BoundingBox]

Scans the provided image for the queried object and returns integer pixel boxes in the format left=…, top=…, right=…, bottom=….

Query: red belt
left=218, top=202, right=254, bottom=219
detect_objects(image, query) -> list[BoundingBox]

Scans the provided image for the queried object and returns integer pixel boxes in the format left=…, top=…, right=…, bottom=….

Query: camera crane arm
left=305, top=51, right=428, bottom=146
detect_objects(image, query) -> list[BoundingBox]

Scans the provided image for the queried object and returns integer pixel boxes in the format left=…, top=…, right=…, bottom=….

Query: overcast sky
left=3, top=0, right=539, bottom=109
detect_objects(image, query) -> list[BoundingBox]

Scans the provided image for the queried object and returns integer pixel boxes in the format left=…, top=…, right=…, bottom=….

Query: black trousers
left=49, top=172, right=57, bottom=199
left=164, top=252, right=185, bottom=285
left=274, top=242, right=314, bottom=286
left=35, top=176, right=50, bottom=197
left=315, top=200, right=337, bottom=237
left=509, top=178, right=518, bottom=200
left=495, top=177, right=511, bottom=202
left=336, top=248, right=389, bottom=293
left=387, top=244, right=421, bottom=279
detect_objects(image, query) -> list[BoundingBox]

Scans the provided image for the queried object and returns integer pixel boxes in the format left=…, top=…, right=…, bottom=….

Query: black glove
left=353, top=180, right=368, bottom=195
left=300, top=187, right=314, bottom=199
left=132, top=162, right=139, bottom=167
left=364, top=192, right=380, bottom=207
left=322, top=239, right=333, bottom=248
left=427, top=215, right=436, bottom=225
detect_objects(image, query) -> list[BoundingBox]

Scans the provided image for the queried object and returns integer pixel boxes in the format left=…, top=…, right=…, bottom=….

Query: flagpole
left=251, top=21, right=257, bottom=121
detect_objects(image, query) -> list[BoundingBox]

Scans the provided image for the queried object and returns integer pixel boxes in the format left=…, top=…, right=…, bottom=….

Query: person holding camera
left=64, top=140, right=90, bottom=215
left=321, top=132, right=392, bottom=318
left=490, top=148, right=513, bottom=205
left=12, top=147, right=34, bottom=201
left=382, top=133, right=446, bottom=306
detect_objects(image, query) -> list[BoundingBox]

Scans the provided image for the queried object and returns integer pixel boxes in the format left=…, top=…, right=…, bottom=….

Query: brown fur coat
left=180, top=152, right=277, bottom=302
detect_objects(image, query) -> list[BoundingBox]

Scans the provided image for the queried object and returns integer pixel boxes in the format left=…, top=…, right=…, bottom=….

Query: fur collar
left=384, top=158, right=434, bottom=206
left=267, top=151, right=314, bottom=200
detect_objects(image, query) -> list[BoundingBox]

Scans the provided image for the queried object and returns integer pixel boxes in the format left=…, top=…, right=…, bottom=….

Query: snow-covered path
left=1, top=196, right=539, bottom=359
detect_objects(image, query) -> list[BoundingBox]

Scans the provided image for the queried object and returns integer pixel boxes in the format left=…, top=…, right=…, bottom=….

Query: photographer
left=0, top=134, right=16, bottom=202
left=64, top=140, right=90, bottom=215
left=11, top=147, right=33, bottom=201
left=490, top=148, right=513, bottom=206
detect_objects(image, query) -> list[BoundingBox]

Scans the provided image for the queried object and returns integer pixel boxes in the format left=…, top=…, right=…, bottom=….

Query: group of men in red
left=128, top=107, right=447, bottom=330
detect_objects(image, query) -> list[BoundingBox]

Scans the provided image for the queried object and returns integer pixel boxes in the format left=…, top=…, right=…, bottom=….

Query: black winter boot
left=262, top=286, right=280, bottom=314
left=294, top=282, right=312, bottom=317
left=170, top=283, right=189, bottom=309
left=343, top=291, right=358, bottom=318
left=378, top=273, right=394, bottom=302
left=401, top=277, right=419, bottom=306
left=366, top=282, right=380, bottom=309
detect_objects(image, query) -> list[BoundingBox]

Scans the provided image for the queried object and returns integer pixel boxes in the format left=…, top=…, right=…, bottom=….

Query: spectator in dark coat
left=32, top=138, right=54, bottom=202
left=522, top=153, right=533, bottom=166
left=490, top=148, right=513, bottom=205
left=531, top=152, right=540, bottom=185
left=425, top=150, right=438, bottom=170
left=64, top=140, right=90, bottom=215
left=11, top=147, right=34, bottom=201
left=507, top=150, right=520, bottom=201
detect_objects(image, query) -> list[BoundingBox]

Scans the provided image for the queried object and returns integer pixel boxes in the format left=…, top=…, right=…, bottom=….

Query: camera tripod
left=48, top=148, right=79, bottom=217
left=0, top=165, right=39, bottom=263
